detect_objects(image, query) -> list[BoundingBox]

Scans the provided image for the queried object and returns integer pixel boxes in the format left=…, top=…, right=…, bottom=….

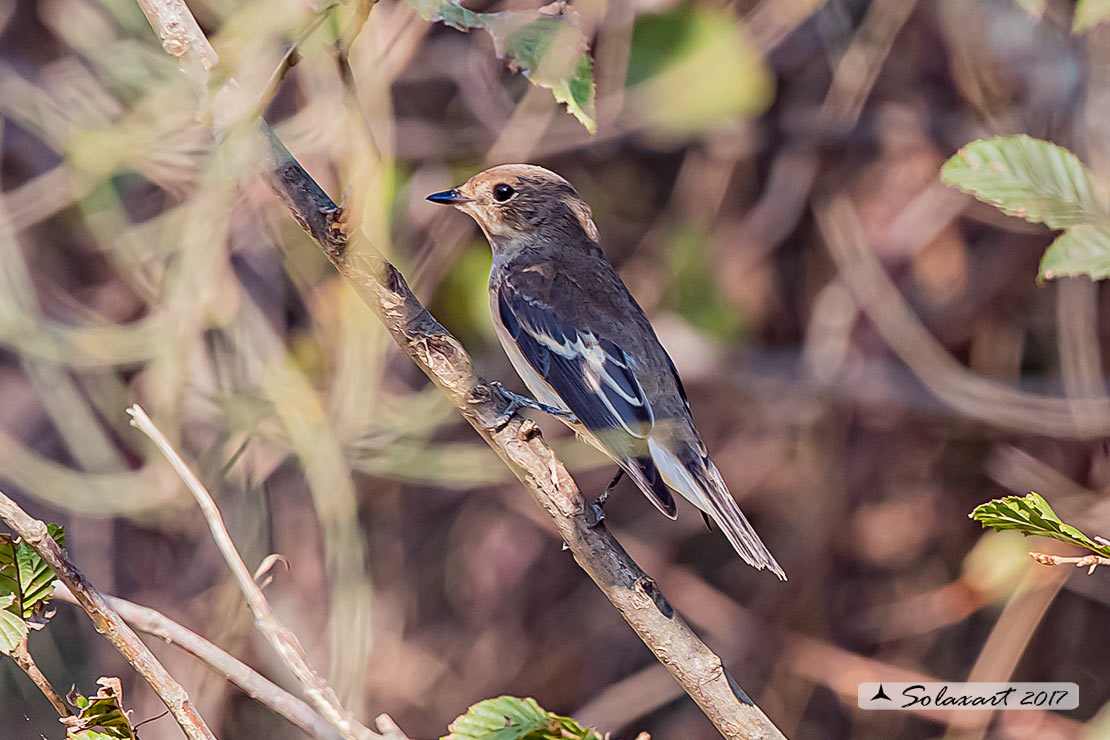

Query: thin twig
left=135, top=0, right=216, bottom=64
left=134, top=0, right=217, bottom=91
left=1029, top=551, right=1110, bottom=573
left=0, top=490, right=216, bottom=740
left=11, top=638, right=72, bottom=717
left=51, top=584, right=342, bottom=740
left=126, top=404, right=382, bottom=740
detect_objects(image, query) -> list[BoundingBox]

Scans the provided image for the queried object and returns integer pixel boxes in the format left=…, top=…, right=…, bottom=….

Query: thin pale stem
left=126, top=405, right=381, bottom=740
left=52, top=584, right=343, bottom=740
left=11, top=638, right=71, bottom=717
left=1030, top=551, right=1110, bottom=573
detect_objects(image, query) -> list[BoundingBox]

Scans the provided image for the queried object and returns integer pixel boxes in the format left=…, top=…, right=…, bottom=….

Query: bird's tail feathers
left=648, top=437, right=786, bottom=580
left=621, top=456, right=677, bottom=519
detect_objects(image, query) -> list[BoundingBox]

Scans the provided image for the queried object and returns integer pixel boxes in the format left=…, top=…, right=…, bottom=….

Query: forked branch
left=0, top=491, right=217, bottom=740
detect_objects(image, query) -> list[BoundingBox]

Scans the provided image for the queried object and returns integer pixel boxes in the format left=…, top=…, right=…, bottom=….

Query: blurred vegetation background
left=1, top=0, right=1109, bottom=737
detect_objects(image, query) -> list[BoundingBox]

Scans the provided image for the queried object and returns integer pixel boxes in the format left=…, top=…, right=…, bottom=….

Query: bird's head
left=426, top=164, right=599, bottom=252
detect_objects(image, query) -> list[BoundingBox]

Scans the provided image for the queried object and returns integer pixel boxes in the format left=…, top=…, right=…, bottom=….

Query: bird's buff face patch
left=428, top=164, right=600, bottom=247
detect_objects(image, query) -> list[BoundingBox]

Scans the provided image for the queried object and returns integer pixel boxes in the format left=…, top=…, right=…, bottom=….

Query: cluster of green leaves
left=63, top=677, right=138, bottom=740
left=941, top=135, right=1110, bottom=281
left=409, top=0, right=596, bottom=133
left=0, top=524, right=65, bottom=654
left=970, top=492, right=1110, bottom=559
left=1016, top=0, right=1110, bottom=33
left=443, top=696, right=603, bottom=740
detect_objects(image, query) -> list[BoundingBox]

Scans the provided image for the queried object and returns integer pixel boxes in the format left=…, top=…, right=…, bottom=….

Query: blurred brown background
left=1, top=0, right=1109, bottom=738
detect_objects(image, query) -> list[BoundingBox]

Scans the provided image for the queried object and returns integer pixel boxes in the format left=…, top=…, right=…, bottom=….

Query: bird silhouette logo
left=871, top=684, right=892, bottom=701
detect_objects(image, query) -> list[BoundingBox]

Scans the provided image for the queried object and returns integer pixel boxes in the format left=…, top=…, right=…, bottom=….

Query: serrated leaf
left=0, top=594, right=28, bottom=655
left=1038, top=224, right=1110, bottom=281
left=0, top=524, right=65, bottom=621
left=550, top=715, right=602, bottom=740
left=941, top=135, right=1109, bottom=228
left=408, top=1, right=595, bottom=133
left=63, top=677, right=137, bottom=740
left=1074, top=0, right=1110, bottom=32
left=444, top=696, right=549, bottom=740
left=69, top=731, right=124, bottom=740
left=442, top=696, right=601, bottom=740
left=970, top=492, right=1110, bottom=558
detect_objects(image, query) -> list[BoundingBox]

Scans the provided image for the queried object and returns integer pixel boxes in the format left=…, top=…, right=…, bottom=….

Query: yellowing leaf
left=1074, top=0, right=1110, bottom=32
left=1013, top=0, right=1046, bottom=18
left=625, top=7, right=773, bottom=134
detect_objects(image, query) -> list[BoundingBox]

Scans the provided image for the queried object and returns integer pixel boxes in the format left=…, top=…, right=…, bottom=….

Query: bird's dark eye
left=492, top=183, right=515, bottom=202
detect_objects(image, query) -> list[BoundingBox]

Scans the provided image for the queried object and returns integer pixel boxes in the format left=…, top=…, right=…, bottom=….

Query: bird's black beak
left=426, top=188, right=472, bottom=205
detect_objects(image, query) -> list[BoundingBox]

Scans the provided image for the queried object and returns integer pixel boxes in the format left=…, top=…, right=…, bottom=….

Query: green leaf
left=68, top=732, right=123, bottom=740
left=63, top=677, right=137, bottom=740
left=442, top=696, right=601, bottom=740
left=444, top=696, right=549, bottom=740
left=1038, top=224, right=1110, bottom=281
left=970, top=492, right=1110, bottom=558
left=0, top=524, right=65, bottom=621
left=0, top=524, right=65, bottom=618
left=549, top=715, right=601, bottom=740
left=941, top=135, right=1109, bottom=228
left=408, top=1, right=596, bottom=133
left=625, top=7, right=773, bottom=134
left=1074, top=0, right=1110, bottom=32
left=0, top=595, right=28, bottom=655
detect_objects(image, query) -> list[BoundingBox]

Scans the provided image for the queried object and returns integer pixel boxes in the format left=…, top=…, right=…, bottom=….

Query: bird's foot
left=485, top=380, right=578, bottom=431
left=587, top=469, right=624, bottom=529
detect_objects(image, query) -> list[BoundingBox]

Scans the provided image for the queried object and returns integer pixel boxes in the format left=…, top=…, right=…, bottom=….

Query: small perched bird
left=427, top=165, right=785, bottom=579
